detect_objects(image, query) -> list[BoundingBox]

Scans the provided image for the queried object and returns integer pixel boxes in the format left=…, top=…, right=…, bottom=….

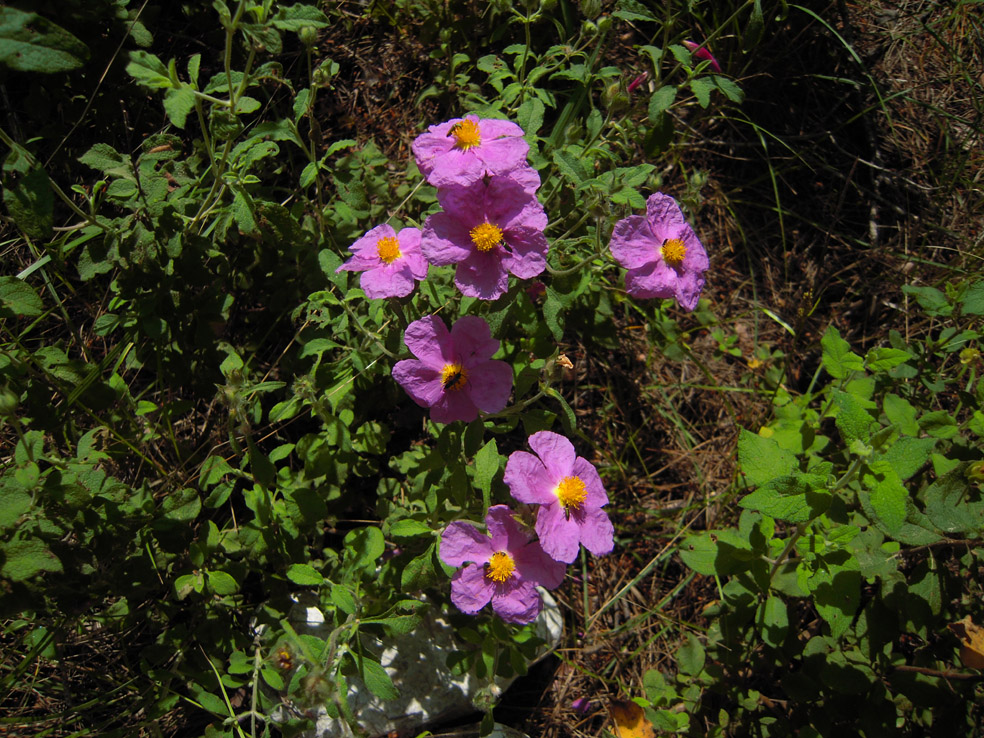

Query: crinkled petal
left=421, top=212, right=474, bottom=266
left=403, top=315, right=453, bottom=367
left=392, top=360, right=444, bottom=407
left=450, top=315, right=499, bottom=364
left=504, top=450, right=557, bottom=505
left=450, top=564, right=494, bottom=615
left=514, top=541, right=567, bottom=589
left=466, top=359, right=512, bottom=414
left=431, top=388, right=480, bottom=424
left=624, top=259, right=677, bottom=300
left=577, top=506, right=615, bottom=557
left=535, top=501, right=581, bottom=564
left=609, top=215, right=658, bottom=270
left=646, top=192, right=689, bottom=241
left=487, top=177, right=547, bottom=232
left=396, top=227, right=430, bottom=280
left=673, top=268, right=706, bottom=312
left=491, top=579, right=541, bottom=624
left=440, top=522, right=493, bottom=567
left=477, top=118, right=525, bottom=139
left=485, top=505, right=526, bottom=552
left=572, top=456, right=609, bottom=507
left=454, top=252, right=509, bottom=301
left=502, top=227, right=548, bottom=279
left=360, top=263, right=416, bottom=299
left=476, top=137, right=530, bottom=178
left=528, top=431, right=577, bottom=480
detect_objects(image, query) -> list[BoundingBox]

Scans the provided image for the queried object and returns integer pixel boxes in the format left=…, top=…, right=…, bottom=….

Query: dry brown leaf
left=609, top=699, right=655, bottom=738
left=947, top=616, right=984, bottom=669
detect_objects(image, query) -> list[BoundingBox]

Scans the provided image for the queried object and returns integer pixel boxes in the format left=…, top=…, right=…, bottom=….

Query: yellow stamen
left=555, top=475, right=587, bottom=511
left=470, top=222, right=504, bottom=252
left=376, top=236, right=402, bottom=264
left=440, top=363, right=468, bottom=392
left=486, top=551, right=515, bottom=583
left=661, top=238, right=686, bottom=268
left=449, top=119, right=482, bottom=150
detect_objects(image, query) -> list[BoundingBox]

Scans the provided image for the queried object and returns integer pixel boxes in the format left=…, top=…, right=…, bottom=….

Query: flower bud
left=0, top=388, right=18, bottom=417
left=597, top=15, right=611, bottom=33
left=298, top=26, right=317, bottom=48
left=603, top=81, right=629, bottom=113
left=579, top=0, right=601, bottom=18
left=581, top=19, right=597, bottom=36
left=967, top=461, right=984, bottom=484
left=960, top=347, right=980, bottom=365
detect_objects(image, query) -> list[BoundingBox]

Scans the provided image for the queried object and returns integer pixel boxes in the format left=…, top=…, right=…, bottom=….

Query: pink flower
left=440, top=505, right=566, bottom=624
left=609, top=192, right=709, bottom=311
left=572, top=697, right=591, bottom=714
left=391, top=315, right=513, bottom=424
left=335, top=224, right=428, bottom=299
left=412, top=115, right=530, bottom=188
left=503, top=431, right=614, bottom=564
left=683, top=40, right=722, bottom=73
left=421, top=169, right=548, bottom=300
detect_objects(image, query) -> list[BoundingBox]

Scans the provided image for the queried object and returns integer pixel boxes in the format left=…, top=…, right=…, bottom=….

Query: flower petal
left=360, top=263, right=416, bottom=299
left=535, top=501, right=581, bottom=564
left=572, top=456, right=609, bottom=507
left=450, top=564, right=494, bottom=614
left=485, top=505, right=526, bottom=552
left=528, top=431, right=577, bottom=480
left=450, top=315, right=499, bottom=364
left=392, top=360, right=445, bottom=408
left=466, top=359, right=513, bottom=414
left=491, top=579, right=541, bottom=623
left=514, top=541, right=567, bottom=589
left=502, top=227, right=548, bottom=279
left=454, top=252, right=509, bottom=301
left=431, top=388, right=480, bottom=424
left=646, top=192, right=689, bottom=241
left=504, top=450, right=557, bottom=505
left=421, top=212, right=474, bottom=266
left=578, top=506, right=615, bottom=557
left=440, top=522, right=493, bottom=567
left=624, top=259, right=677, bottom=300
left=609, top=215, right=658, bottom=270
left=403, top=315, right=453, bottom=367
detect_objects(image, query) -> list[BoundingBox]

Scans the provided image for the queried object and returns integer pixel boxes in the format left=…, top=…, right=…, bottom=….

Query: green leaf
left=359, top=655, right=398, bottom=701
left=760, top=596, right=789, bottom=648
left=389, top=519, right=433, bottom=538
left=821, top=325, right=864, bottom=379
left=923, top=464, right=984, bottom=534
left=552, top=147, right=586, bottom=185
left=862, top=462, right=908, bottom=536
left=808, top=565, right=860, bottom=640
left=163, top=86, right=196, bottom=128
left=689, top=77, right=714, bottom=108
left=743, top=0, right=765, bottom=50
left=737, top=428, right=798, bottom=487
left=739, top=472, right=830, bottom=523
left=643, top=111, right=674, bottom=156
left=206, top=570, right=239, bottom=595
left=919, top=410, right=958, bottom=439
left=676, top=633, right=705, bottom=675
left=401, top=542, right=437, bottom=591
left=0, top=276, right=43, bottom=318
left=344, top=526, right=385, bottom=570
left=832, top=390, right=874, bottom=444
left=1, top=538, right=63, bottom=581
left=331, top=584, right=357, bottom=615
left=516, top=97, right=545, bottom=136
left=865, top=347, right=911, bottom=372
left=647, top=85, right=677, bottom=121
left=0, top=8, right=89, bottom=72
left=2, top=145, right=53, bottom=239
left=286, top=563, right=323, bottom=586
left=961, top=281, right=984, bottom=315
left=677, top=531, right=748, bottom=576
left=78, top=143, right=133, bottom=178
left=902, top=284, right=952, bottom=317
left=883, top=393, right=919, bottom=436
left=260, top=667, right=285, bottom=690
left=714, top=75, right=744, bottom=103
left=160, top=488, right=201, bottom=522
left=0, top=488, right=32, bottom=529
left=125, top=50, right=172, bottom=88
left=880, top=436, right=935, bottom=480
left=271, top=4, right=331, bottom=30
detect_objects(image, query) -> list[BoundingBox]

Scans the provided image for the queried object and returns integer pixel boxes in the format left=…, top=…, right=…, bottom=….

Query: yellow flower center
left=449, top=119, right=482, bottom=150
left=470, top=222, right=504, bottom=252
left=376, top=236, right=402, bottom=264
left=440, top=363, right=468, bottom=392
left=486, top=551, right=515, bottom=583
left=661, top=238, right=686, bottom=268
left=555, top=475, right=587, bottom=511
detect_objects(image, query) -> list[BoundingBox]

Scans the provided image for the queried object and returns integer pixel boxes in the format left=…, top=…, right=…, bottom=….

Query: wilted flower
left=335, top=224, right=428, bottom=299
left=504, top=431, right=614, bottom=564
left=683, top=40, right=722, bottom=73
left=412, top=115, right=530, bottom=188
left=391, top=315, right=513, bottom=423
left=440, top=505, right=566, bottom=624
left=421, top=169, right=548, bottom=300
left=572, top=697, right=592, bottom=714
left=609, top=192, right=709, bottom=311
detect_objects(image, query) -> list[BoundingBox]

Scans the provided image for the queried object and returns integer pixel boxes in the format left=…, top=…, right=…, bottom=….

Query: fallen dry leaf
left=609, top=699, right=655, bottom=738
left=948, top=616, right=984, bottom=669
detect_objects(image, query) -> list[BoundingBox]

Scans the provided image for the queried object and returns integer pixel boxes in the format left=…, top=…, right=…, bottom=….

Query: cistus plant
left=2, top=0, right=981, bottom=736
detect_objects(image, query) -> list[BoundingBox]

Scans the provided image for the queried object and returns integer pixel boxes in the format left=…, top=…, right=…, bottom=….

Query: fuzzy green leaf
left=821, top=325, right=864, bottom=379
left=648, top=85, right=677, bottom=121
left=863, top=462, right=908, bottom=536
left=389, top=519, right=433, bottom=538
left=832, top=390, right=874, bottom=444
left=1, top=538, right=63, bottom=581
left=360, top=655, right=398, bottom=700
left=163, top=86, right=196, bottom=128
left=0, top=276, right=43, bottom=318
left=286, top=563, right=323, bottom=586
left=0, top=8, right=89, bottom=72
left=865, top=347, right=912, bottom=372
left=737, top=428, right=798, bottom=487
left=206, top=570, right=239, bottom=595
